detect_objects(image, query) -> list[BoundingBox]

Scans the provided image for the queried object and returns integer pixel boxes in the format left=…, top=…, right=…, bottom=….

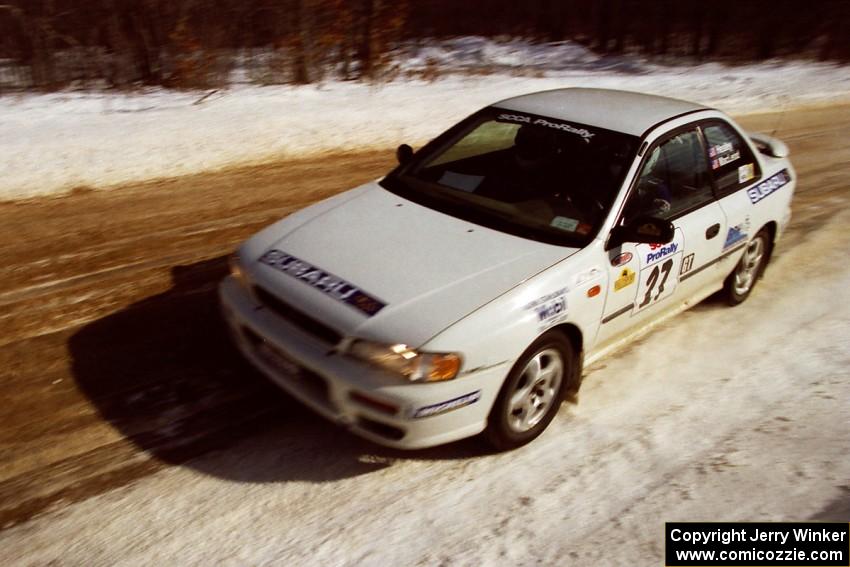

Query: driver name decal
left=258, top=250, right=387, bottom=316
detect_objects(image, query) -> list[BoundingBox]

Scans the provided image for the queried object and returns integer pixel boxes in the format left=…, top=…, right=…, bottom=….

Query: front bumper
left=218, top=277, right=508, bottom=449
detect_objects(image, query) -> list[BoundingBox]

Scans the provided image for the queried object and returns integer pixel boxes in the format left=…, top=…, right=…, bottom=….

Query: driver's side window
left=623, top=128, right=713, bottom=223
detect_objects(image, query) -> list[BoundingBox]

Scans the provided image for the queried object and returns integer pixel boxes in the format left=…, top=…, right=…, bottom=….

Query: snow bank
left=2, top=37, right=849, bottom=201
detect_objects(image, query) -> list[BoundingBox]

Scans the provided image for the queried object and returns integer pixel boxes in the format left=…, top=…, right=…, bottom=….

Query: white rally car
left=220, top=88, right=794, bottom=450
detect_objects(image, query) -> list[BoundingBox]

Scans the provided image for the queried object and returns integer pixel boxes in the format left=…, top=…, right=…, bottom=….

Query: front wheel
left=485, top=331, right=573, bottom=451
left=724, top=228, right=771, bottom=305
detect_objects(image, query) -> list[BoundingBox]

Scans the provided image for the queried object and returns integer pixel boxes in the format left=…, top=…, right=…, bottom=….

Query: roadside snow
left=1, top=38, right=849, bottom=201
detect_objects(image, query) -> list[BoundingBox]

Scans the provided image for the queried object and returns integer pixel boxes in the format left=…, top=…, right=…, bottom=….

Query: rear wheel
left=724, top=228, right=771, bottom=305
left=485, top=331, right=573, bottom=451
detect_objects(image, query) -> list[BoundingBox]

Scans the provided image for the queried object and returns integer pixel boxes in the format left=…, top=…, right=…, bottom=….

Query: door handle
left=705, top=223, right=720, bottom=239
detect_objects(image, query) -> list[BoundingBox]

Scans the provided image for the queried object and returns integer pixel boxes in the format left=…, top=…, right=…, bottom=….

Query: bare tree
left=1, top=0, right=847, bottom=92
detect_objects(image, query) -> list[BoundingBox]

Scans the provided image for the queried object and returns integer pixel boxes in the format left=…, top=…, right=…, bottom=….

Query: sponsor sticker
left=550, top=216, right=579, bottom=232
left=723, top=223, right=749, bottom=251
left=738, top=163, right=755, bottom=184
left=747, top=169, right=790, bottom=204
left=534, top=297, right=567, bottom=321
left=644, top=242, right=678, bottom=265
left=680, top=253, right=695, bottom=275
left=524, top=288, right=568, bottom=324
left=636, top=227, right=684, bottom=268
left=258, top=250, right=387, bottom=316
left=611, top=251, right=633, bottom=267
left=614, top=268, right=636, bottom=291
left=413, top=390, right=481, bottom=418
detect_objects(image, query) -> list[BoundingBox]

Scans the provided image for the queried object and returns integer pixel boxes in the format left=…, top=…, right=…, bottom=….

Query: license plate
left=257, top=342, right=301, bottom=376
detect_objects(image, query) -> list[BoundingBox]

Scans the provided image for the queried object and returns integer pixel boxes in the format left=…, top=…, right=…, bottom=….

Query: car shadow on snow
left=68, top=256, right=489, bottom=486
left=809, top=485, right=850, bottom=521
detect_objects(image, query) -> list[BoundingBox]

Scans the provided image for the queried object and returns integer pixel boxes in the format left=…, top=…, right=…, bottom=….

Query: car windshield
left=381, top=107, right=639, bottom=246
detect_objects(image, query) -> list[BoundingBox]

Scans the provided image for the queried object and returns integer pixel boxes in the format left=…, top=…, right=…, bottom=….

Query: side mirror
left=610, top=216, right=674, bottom=247
left=749, top=132, right=790, bottom=158
left=396, top=144, right=414, bottom=165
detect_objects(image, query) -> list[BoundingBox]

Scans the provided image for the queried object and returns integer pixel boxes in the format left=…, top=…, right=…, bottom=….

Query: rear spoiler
left=749, top=132, right=790, bottom=158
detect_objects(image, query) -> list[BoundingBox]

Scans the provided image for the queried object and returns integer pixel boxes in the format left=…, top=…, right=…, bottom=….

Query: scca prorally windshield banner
left=496, top=112, right=595, bottom=143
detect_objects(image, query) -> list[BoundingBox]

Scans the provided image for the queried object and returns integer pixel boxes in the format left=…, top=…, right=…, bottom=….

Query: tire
left=723, top=227, right=771, bottom=306
left=485, top=331, right=574, bottom=451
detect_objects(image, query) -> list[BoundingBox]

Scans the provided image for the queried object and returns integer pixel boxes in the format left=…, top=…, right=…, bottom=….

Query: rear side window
left=702, top=122, right=760, bottom=194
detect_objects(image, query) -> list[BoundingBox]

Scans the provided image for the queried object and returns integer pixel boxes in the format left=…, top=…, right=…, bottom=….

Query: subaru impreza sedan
left=219, top=88, right=794, bottom=450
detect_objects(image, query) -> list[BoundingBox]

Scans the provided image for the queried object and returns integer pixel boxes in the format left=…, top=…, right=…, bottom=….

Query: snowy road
left=0, top=105, right=848, bottom=565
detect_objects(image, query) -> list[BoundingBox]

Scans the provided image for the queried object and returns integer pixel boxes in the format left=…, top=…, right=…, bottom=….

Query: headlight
left=228, top=253, right=250, bottom=290
left=347, top=340, right=461, bottom=382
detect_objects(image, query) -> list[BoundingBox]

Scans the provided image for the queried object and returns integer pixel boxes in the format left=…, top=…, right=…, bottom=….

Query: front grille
left=253, top=286, right=343, bottom=345
left=298, top=367, right=331, bottom=407
left=241, top=326, right=331, bottom=407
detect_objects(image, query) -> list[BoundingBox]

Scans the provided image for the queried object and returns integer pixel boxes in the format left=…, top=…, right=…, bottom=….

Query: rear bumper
left=219, top=276, right=508, bottom=449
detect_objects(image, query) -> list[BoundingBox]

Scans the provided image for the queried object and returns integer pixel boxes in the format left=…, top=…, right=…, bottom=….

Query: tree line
left=1, top=0, right=847, bottom=90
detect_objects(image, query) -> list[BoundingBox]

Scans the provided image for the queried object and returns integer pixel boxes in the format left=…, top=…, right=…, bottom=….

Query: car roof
left=494, top=88, right=710, bottom=137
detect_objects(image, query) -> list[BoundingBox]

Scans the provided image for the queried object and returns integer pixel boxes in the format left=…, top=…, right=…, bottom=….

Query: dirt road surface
left=0, top=105, right=848, bottom=565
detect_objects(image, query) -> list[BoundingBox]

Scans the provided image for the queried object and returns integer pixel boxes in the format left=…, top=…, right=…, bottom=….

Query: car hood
left=244, top=182, right=578, bottom=347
